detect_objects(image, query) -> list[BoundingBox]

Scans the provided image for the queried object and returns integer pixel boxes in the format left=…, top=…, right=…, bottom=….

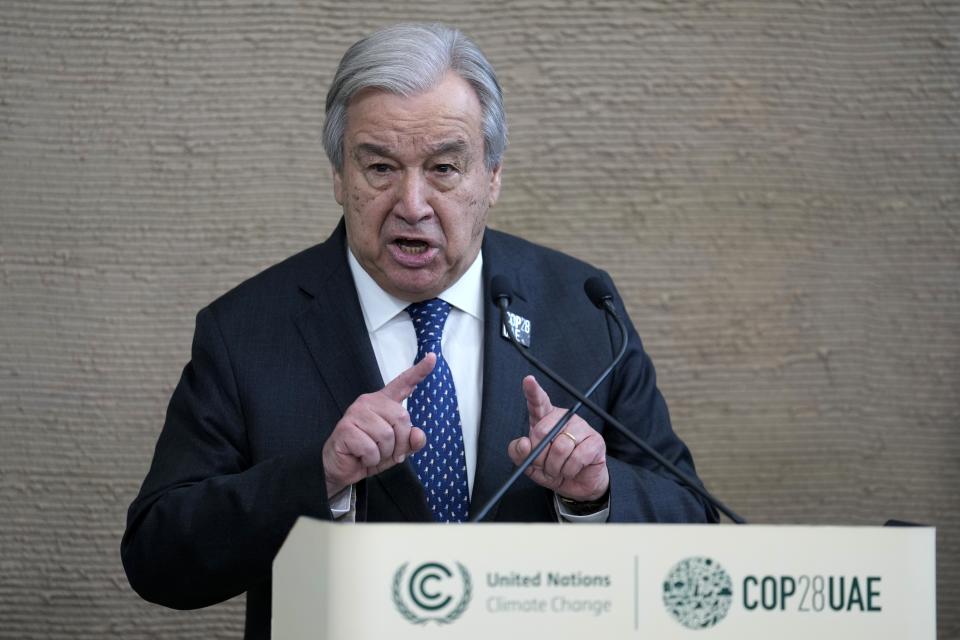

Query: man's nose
left=393, top=171, right=434, bottom=223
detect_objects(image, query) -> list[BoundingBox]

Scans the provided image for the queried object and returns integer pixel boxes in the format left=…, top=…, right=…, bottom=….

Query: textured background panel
left=1, top=1, right=957, bottom=638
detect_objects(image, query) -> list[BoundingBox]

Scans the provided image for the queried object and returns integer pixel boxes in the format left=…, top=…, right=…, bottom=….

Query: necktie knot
left=406, top=298, right=452, bottom=352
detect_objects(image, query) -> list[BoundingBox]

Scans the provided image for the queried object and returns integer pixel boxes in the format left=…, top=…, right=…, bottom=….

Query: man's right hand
left=322, top=353, right=436, bottom=497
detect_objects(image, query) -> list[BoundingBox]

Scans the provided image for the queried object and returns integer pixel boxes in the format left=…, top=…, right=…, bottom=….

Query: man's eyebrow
left=428, top=140, right=469, bottom=157
left=353, top=143, right=393, bottom=159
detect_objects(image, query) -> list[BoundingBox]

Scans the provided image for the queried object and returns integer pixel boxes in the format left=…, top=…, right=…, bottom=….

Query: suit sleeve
left=121, top=306, right=334, bottom=610
left=599, top=273, right=720, bottom=524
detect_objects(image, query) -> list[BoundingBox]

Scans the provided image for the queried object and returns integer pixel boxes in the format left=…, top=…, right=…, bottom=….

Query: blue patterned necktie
left=406, top=299, right=470, bottom=522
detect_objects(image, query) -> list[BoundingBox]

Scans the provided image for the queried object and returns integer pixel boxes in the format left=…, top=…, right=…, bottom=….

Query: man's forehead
left=352, top=139, right=470, bottom=158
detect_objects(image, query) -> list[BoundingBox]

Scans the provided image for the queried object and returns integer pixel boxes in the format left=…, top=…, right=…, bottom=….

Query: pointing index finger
left=382, top=352, right=437, bottom=403
left=522, top=375, right=554, bottom=427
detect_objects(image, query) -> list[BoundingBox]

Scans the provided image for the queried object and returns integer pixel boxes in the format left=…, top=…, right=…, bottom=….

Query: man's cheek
left=346, top=191, right=380, bottom=227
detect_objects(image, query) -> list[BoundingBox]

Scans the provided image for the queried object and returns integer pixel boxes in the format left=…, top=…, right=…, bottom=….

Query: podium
left=272, top=518, right=935, bottom=639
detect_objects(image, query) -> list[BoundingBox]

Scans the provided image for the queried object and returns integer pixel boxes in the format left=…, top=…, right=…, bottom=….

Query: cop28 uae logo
left=392, top=562, right=472, bottom=625
left=662, top=556, right=733, bottom=629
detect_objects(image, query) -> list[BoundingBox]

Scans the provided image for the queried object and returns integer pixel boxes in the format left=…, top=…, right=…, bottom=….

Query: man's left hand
left=507, top=375, right=609, bottom=502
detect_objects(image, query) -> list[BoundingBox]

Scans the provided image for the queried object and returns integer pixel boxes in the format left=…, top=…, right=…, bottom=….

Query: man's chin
left=381, top=271, right=447, bottom=303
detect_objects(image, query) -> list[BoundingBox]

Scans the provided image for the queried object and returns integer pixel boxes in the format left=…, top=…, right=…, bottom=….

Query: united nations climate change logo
left=392, top=562, right=472, bottom=625
left=662, top=556, right=733, bottom=629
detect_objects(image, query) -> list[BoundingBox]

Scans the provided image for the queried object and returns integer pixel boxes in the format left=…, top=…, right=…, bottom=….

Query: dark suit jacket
left=121, top=220, right=715, bottom=639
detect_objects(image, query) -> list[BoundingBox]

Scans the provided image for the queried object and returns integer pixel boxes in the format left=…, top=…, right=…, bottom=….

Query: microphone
left=583, top=275, right=613, bottom=308
left=490, top=274, right=513, bottom=306
left=470, top=276, right=629, bottom=522
left=486, top=274, right=745, bottom=524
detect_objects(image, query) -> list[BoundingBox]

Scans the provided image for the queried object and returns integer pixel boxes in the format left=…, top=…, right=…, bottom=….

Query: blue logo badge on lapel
left=501, top=311, right=532, bottom=347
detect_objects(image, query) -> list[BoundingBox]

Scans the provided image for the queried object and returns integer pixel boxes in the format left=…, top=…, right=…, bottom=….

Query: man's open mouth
left=394, top=238, right=430, bottom=255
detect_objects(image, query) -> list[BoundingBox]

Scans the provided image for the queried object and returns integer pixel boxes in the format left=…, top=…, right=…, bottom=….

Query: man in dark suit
left=122, top=23, right=715, bottom=639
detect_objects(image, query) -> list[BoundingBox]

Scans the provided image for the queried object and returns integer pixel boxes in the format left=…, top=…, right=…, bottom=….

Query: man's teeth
left=396, top=240, right=428, bottom=254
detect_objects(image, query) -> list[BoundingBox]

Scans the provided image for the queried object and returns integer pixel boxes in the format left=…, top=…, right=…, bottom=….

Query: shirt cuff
left=329, top=485, right=355, bottom=521
left=554, top=492, right=610, bottom=523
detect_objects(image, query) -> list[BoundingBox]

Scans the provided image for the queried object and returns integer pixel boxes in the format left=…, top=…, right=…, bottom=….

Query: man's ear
left=333, top=167, right=344, bottom=205
left=488, top=162, right=503, bottom=207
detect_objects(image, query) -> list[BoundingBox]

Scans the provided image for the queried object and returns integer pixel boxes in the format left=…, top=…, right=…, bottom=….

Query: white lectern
left=273, top=518, right=935, bottom=639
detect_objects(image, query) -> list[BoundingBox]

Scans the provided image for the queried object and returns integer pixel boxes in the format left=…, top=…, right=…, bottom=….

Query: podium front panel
left=273, top=520, right=935, bottom=639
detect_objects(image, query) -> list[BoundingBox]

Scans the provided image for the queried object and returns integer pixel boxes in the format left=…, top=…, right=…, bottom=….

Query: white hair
left=322, top=23, right=507, bottom=171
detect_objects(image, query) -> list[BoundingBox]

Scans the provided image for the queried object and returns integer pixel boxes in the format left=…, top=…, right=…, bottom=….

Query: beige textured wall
left=1, top=1, right=957, bottom=637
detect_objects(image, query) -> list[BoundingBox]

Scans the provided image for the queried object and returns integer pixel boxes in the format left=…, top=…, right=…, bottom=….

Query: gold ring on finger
left=560, top=431, right=577, bottom=445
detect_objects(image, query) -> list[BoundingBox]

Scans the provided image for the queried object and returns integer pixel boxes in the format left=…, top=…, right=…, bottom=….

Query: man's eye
left=434, top=164, right=457, bottom=175
left=370, top=163, right=393, bottom=174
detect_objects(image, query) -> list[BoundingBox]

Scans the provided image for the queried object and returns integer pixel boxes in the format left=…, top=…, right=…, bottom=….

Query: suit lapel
left=470, top=234, right=535, bottom=521
left=292, top=221, right=430, bottom=521
left=293, top=259, right=382, bottom=415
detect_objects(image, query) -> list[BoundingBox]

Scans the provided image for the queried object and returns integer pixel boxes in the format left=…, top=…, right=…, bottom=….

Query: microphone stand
left=490, top=291, right=746, bottom=524
left=469, top=296, right=629, bottom=522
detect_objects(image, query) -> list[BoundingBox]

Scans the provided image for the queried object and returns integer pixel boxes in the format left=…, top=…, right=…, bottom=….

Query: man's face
left=334, top=71, right=502, bottom=302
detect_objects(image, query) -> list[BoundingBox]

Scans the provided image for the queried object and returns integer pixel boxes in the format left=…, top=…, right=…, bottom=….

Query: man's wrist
left=557, top=487, right=611, bottom=516
left=326, top=479, right=345, bottom=499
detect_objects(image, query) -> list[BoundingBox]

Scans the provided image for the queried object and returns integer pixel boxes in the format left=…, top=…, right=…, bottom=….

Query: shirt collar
left=347, top=247, right=485, bottom=332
